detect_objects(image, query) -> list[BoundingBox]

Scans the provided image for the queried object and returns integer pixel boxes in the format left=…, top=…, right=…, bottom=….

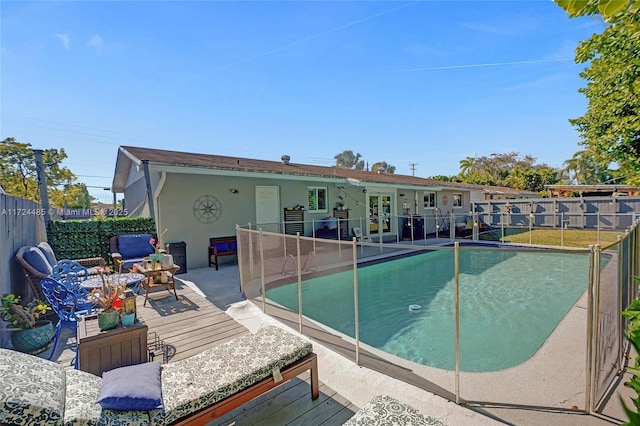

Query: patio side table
left=137, top=262, right=180, bottom=306
left=76, top=314, right=148, bottom=376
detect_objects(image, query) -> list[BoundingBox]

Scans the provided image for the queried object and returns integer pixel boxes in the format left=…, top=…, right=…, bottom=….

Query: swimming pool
left=265, top=247, right=592, bottom=372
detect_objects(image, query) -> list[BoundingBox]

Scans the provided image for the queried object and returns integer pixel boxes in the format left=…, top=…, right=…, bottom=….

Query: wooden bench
left=208, top=236, right=237, bottom=270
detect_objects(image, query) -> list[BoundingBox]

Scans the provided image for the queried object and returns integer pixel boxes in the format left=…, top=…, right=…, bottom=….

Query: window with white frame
left=423, top=192, right=436, bottom=209
left=452, top=192, right=463, bottom=208
left=307, top=187, right=328, bottom=213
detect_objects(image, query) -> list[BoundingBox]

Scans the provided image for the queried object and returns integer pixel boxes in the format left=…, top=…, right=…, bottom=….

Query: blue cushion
left=211, top=242, right=230, bottom=253
left=24, top=247, right=53, bottom=274
left=37, top=242, right=58, bottom=267
left=117, top=234, right=155, bottom=259
left=228, top=241, right=237, bottom=251
left=97, top=361, right=163, bottom=410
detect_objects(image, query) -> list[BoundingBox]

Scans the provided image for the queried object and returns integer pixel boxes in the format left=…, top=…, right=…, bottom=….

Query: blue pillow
left=25, top=247, right=53, bottom=274
left=37, top=242, right=58, bottom=267
left=97, top=361, right=163, bottom=411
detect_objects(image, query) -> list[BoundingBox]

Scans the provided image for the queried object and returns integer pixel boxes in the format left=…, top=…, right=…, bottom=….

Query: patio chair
left=40, top=277, right=89, bottom=366
left=50, top=260, right=95, bottom=313
left=15, top=243, right=105, bottom=301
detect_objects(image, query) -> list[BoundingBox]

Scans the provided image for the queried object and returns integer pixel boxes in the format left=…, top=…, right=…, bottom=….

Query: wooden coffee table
left=137, top=262, right=180, bottom=306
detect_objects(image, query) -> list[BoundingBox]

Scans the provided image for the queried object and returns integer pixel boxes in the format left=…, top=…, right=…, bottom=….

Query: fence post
left=590, top=244, right=603, bottom=413
left=259, top=229, right=265, bottom=313
left=454, top=242, right=461, bottom=404
left=585, top=245, right=595, bottom=413
left=353, top=237, right=360, bottom=365
left=450, top=212, right=455, bottom=241
left=296, top=232, right=303, bottom=334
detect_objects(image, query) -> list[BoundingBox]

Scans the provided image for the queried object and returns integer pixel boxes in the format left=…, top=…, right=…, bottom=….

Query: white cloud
left=86, top=35, right=103, bottom=54
left=56, top=33, right=70, bottom=50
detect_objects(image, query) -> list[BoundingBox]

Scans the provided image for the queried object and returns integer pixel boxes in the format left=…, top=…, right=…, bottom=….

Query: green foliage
left=334, top=150, right=365, bottom=169
left=47, top=217, right=156, bottom=266
left=554, top=0, right=640, bottom=19
left=370, top=161, right=396, bottom=174
left=49, top=183, right=92, bottom=209
left=457, top=152, right=560, bottom=191
left=0, top=137, right=91, bottom=207
left=553, top=3, right=640, bottom=187
left=620, top=278, right=640, bottom=425
left=561, top=149, right=616, bottom=185
left=0, top=294, right=51, bottom=330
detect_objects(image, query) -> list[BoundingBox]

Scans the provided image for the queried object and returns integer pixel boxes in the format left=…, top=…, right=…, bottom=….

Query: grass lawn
left=481, top=228, right=623, bottom=248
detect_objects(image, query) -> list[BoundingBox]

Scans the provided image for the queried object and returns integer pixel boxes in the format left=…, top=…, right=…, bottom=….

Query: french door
left=368, top=193, right=393, bottom=237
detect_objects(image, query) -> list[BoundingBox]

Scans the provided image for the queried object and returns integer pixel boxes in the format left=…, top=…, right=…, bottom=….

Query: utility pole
left=409, top=162, right=418, bottom=176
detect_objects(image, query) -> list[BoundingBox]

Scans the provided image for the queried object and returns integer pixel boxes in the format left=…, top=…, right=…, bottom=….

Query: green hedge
left=47, top=217, right=156, bottom=267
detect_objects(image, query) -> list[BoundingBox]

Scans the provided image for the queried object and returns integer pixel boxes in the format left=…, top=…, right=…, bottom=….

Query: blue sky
left=1, top=1, right=603, bottom=202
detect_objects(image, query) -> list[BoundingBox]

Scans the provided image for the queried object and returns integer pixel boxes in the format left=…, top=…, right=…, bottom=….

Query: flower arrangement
left=87, top=267, right=127, bottom=312
left=0, top=294, right=51, bottom=330
left=149, top=237, right=162, bottom=254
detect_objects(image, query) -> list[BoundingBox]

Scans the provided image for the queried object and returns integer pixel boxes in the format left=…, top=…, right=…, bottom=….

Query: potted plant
left=0, top=293, right=54, bottom=354
left=87, top=267, right=127, bottom=331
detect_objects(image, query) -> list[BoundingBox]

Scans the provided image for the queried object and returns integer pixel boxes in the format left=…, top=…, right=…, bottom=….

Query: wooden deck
left=54, top=278, right=358, bottom=425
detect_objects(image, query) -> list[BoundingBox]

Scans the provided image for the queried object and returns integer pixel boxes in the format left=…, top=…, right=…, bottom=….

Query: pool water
left=265, top=248, right=591, bottom=372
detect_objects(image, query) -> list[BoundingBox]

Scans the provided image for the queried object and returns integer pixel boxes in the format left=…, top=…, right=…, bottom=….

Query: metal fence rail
left=236, top=218, right=640, bottom=418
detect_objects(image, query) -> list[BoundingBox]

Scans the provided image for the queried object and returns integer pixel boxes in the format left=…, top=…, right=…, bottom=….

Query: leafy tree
left=0, top=137, right=91, bottom=207
left=370, top=161, right=396, bottom=174
left=49, top=183, right=92, bottom=209
left=334, top=150, right=364, bottom=169
left=554, top=0, right=639, bottom=20
left=429, top=175, right=461, bottom=182
left=456, top=152, right=558, bottom=189
left=554, top=3, right=640, bottom=186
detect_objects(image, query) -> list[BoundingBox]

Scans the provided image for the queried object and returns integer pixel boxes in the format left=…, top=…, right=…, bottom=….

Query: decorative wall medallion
left=193, top=195, right=222, bottom=223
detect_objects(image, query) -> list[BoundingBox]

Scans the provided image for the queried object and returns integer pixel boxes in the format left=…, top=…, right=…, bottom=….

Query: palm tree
left=459, top=156, right=476, bottom=177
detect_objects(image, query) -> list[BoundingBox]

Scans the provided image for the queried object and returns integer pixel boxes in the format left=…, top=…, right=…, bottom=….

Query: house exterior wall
left=116, top=155, right=477, bottom=269
left=153, top=173, right=377, bottom=268
left=123, top=176, right=149, bottom=217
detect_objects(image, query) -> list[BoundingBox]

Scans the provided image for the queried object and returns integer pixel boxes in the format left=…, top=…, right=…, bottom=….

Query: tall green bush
left=621, top=277, right=640, bottom=425
left=47, top=217, right=156, bottom=266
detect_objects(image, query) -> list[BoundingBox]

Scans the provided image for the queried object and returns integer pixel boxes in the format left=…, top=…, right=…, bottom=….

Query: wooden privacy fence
left=472, top=196, right=640, bottom=230
left=0, top=194, right=47, bottom=347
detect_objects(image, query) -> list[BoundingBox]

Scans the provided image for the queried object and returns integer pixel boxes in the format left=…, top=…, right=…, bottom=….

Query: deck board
left=52, top=279, right=356, bottom=425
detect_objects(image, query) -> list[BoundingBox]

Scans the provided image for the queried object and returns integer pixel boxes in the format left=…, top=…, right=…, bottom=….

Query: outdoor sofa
left=0, top=325, right=318, bottom=425
left=110, top=233, right=158, bottom=272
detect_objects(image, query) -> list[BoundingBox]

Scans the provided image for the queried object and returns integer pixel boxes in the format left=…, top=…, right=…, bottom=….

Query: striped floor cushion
left=150, top=325, right=313, bottom=425
left=344, top=394, right=445, bottom=426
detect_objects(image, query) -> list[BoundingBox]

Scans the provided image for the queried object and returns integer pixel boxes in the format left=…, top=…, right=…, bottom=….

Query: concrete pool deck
left=178, top=261, right=633, bottom=425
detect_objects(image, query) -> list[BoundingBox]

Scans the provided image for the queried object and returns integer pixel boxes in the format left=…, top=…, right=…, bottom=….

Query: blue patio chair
left=40, top=277, right=89, bottom=367
left=51, top=260, right=95, bottom=313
